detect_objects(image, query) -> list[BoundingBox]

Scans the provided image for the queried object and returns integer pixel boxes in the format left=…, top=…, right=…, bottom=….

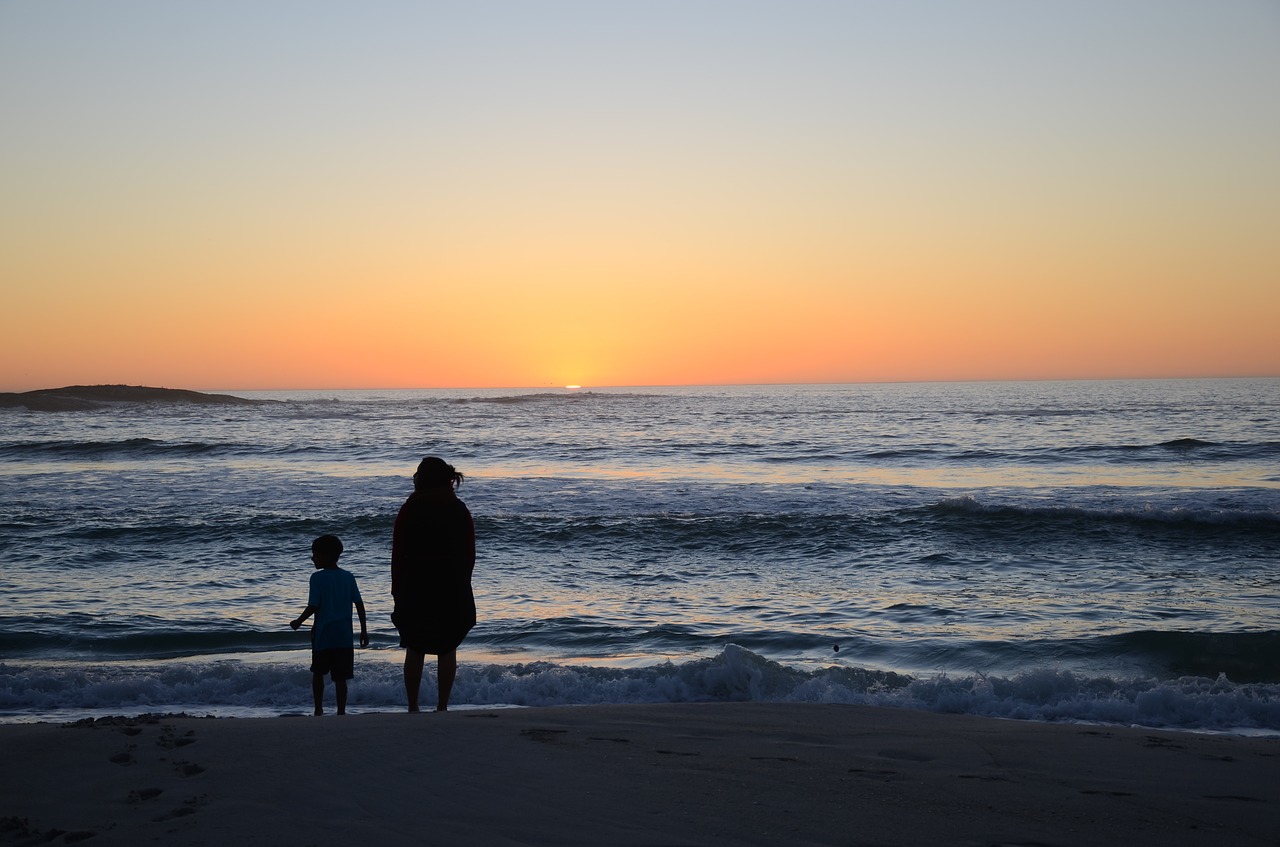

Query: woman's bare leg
left=436, top=650, right=457, bottom=712
left=404, top=649, right=425, bottom=712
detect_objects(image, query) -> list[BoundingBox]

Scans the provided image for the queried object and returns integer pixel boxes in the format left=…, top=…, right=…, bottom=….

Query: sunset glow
left=2, top=1, right=1277, bottom=391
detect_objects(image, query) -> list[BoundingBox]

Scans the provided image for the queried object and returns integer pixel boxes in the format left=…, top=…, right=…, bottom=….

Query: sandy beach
left=3, top=703, right=1276, bottom=846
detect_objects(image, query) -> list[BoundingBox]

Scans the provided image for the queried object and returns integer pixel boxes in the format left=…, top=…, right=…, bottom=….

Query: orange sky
left=2, top=2, right=1277, bottom=391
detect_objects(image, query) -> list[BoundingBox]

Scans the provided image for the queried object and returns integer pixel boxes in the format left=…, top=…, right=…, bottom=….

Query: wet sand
left=2, top=703, right=1276, bottom=846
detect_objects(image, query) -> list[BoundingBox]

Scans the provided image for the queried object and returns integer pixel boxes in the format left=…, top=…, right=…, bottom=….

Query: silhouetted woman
left=391, top=456, right=476, bottom=712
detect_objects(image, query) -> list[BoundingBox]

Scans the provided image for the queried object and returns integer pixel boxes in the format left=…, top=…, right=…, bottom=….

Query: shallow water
left=1, top=379, right=1277, bottom=730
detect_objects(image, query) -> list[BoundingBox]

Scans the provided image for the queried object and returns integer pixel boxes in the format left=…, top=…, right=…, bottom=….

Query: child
left=290, top=535, right=369, bottom=715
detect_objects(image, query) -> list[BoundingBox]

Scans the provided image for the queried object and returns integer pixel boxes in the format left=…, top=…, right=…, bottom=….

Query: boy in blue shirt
left=290, top=535, right=369, bottom=715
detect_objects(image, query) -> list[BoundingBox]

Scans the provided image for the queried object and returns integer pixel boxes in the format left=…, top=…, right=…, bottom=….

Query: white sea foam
left=2, top=646, right=1277, bottom=733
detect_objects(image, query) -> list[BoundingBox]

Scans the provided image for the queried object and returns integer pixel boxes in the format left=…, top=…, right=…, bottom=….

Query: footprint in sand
left=0, top=818, right=96, bottom=843
left=157, top=726, right=197, bottom=749
left=128, top=788, right=164, bottom=803
left=109, top=752, right=135, bottom=766
left=173, top=761, right=206, bottom=777
left=151, top=795, right=206, bottom=823
left=152, top=806, right=197, bottom=823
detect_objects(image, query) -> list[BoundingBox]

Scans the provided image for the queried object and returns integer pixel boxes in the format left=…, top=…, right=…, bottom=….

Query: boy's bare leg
left=335, top=678, right=348, bottom=715
left=311, top=673, right=325, bottom=716
left=436, top=650, right=457, bottom=712
left=404, top=649, right=425, bottom=713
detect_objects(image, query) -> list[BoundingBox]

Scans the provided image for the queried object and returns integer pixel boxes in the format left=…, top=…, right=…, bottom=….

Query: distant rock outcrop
left=0, top=385, right=272, bottom=412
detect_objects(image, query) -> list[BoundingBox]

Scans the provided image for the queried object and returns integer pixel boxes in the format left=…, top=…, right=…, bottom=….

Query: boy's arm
left=291, top=605, right=318, bottom=630
left=355, top=600, right=369, bottom=648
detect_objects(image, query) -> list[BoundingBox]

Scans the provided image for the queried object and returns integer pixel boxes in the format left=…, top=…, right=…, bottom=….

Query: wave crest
left=3, top=646, right=1277, bottom=732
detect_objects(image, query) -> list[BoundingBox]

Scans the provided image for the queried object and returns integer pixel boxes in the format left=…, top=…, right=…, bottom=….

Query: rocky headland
left=0, top=385, right=271, bottom=411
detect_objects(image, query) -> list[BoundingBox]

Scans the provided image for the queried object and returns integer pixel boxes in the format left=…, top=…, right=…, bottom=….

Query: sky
left=2, top=1, right=1278, bottom=391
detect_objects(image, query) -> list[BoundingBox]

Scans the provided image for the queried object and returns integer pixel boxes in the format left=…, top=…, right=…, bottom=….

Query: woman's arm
left=390, top=501, right=407, bottom=597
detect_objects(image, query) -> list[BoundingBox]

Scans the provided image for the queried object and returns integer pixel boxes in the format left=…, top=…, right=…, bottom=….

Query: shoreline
left=6, top=640, right=1278, bottom=735
left=4, top=700, right=1280, bottom=739
left=3, top=702, right=1276, bottom=846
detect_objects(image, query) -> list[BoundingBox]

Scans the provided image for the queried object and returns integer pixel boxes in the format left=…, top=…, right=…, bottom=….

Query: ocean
left=2, top=379, right=1278, bottom=732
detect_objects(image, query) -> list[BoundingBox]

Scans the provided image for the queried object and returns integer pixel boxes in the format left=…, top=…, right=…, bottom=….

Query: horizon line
left=6, top=373, right=1278, bottom=395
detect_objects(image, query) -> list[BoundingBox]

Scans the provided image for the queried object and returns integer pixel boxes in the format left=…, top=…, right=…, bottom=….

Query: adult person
left=390, top=456, right=476, bottom=712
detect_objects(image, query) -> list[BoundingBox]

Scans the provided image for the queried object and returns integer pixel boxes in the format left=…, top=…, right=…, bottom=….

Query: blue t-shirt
left=307, top=567, right=363, bottom=651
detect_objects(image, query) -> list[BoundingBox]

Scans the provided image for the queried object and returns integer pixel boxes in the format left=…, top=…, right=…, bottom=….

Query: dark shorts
left=310, top=647, right=355, bottom=681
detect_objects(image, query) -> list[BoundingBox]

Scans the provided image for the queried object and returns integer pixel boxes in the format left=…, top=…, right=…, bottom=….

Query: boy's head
left=311, top=534, right=344, bottom=568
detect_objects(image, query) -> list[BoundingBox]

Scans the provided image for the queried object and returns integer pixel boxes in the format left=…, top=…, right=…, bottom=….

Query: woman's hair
left=414, top=456, right=464, bottom=490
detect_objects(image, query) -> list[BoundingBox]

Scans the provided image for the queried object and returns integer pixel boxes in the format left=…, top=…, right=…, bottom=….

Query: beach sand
left=3, top=703, right=1276, bottom=846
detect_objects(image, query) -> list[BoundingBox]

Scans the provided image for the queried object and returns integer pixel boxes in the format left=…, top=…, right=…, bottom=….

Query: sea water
left=1, top=380, right=1277, bottom=731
